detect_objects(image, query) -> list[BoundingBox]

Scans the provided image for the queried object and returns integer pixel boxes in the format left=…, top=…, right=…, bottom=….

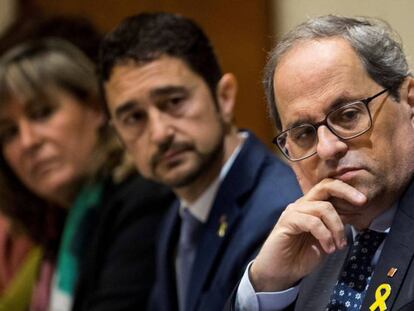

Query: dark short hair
left=264, top=15, right=411, bottom=130
left=99, top=12, right=222, bottom=111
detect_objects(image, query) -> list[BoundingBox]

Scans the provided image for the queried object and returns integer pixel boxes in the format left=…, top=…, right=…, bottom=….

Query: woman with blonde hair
left=0, top=38, right=172, bottom=311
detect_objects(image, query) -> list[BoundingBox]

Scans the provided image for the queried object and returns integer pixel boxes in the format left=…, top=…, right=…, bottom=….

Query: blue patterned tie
left=326, top=229, right=387, bottom=311
left=176, top=209, right=203, bottom=311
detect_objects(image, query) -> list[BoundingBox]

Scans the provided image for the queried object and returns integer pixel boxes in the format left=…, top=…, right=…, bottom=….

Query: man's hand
left=250, top=178, right=367, bottom=292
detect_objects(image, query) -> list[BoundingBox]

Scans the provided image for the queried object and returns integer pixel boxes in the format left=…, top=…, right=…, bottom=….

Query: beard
left=150, top=133, right=225, bottom=189
left=169, top=141, right=224, bottom=188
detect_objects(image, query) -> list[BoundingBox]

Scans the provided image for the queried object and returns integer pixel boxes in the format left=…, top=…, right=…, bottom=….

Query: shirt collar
left=351, top=204, right=397, bottom=238
left=179, top=131, right=248, bottom=223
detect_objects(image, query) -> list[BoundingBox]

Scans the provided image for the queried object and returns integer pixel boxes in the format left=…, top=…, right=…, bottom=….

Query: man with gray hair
left=230, top=15, right=414, bottom=310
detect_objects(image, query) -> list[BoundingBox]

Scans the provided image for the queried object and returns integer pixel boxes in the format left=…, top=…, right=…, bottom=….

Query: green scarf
left=51, top=182, right=103, bottom=308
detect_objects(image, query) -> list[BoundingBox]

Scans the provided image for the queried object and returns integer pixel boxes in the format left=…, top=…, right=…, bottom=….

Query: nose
left=148, top=109, right=173, bottom=145
left=315, top=126, right=348, bottom=161
left=18, top=120, right=42, bottom=151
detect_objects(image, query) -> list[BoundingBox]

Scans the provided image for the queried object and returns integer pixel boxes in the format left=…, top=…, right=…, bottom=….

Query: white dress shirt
left=236, top=205, right=397, bottom=311
left=175, top=132, right=247, bottom=310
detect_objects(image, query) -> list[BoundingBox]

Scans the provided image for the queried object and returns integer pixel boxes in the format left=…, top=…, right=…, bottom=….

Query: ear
left=406, top=77, right=414, bottom=127
left=215, top=73, right=237, bottom=123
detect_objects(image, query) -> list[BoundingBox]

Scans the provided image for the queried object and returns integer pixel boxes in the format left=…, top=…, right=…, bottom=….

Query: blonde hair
left=0, top=38, right=131, bottom=244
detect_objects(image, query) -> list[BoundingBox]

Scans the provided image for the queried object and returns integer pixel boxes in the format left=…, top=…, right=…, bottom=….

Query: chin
left=32, top=172, right=79, bottom=203
left=161, top=172, right=199, bottom=188
left=330, top=197, right=363, bottom=214
left=341, top=214, right=371, bottom=230
left=161, top=165, right=204, bottom=188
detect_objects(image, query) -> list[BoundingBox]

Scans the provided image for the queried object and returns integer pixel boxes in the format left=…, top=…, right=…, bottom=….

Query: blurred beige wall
left=0, top=0, right=16, bottom=35
left=272, top=0, right=414, bottom=69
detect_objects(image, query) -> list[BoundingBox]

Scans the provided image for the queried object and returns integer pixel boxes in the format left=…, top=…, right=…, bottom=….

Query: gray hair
left=0, top=38, right=126, bottom=191
left=0, top=38, right=98, bottom=106
left=0, top=38, right=132, bottom=248
left=264, top=15, right=411, bottom=130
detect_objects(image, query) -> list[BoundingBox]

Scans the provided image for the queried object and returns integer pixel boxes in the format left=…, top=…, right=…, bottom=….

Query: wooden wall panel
left=33, top=0, right=275, bottom=147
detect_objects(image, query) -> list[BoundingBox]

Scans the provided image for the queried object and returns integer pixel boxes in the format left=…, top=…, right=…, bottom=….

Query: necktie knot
left=349, top=229, right=387, bottom=265
left=179, top=208, right=203, bottom=247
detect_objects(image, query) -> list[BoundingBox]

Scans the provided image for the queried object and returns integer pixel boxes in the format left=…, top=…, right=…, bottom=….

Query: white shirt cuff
left=235, top=261, right=300, bottom=311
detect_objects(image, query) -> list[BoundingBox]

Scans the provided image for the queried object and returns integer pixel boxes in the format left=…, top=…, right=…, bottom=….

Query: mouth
left=30, top=158, right=61, bottom=178
left=151, top=141, right=195, bottom=172
left=329, top=167, right=364, bottom=183
left=157, top=146, right=193, bottom=167
left=163, top=149, right=186, bottom=160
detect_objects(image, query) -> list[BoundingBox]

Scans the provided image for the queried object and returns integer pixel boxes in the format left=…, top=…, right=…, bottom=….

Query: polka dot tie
left=325, top=229, right=387, bottom=311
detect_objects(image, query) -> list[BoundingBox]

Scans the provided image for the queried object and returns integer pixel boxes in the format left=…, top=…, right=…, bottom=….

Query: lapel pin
left=387, top=267, right=397, bottom=278
left=369, top=283, right=391, bottom=311
left=217, top=215, right=228, bottom=238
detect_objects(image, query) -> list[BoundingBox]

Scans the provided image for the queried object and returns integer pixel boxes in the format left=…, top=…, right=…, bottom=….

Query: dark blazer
left=227, top=178, right=414, bottom=311
left=72, top=173, right=175, bottom=311
left=148, top=131, right=302, bottom=311
left=297, top=178, right=414, bottom=311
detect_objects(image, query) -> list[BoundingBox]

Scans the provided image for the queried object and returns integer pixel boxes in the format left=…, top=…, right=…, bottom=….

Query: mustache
left=150, top=140, right=194, bottom=168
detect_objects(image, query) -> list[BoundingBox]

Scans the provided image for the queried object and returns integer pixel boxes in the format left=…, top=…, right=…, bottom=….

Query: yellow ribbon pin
left=217, top=215, right=228, bottom=237
left=369, top=283, right=391, bottom=311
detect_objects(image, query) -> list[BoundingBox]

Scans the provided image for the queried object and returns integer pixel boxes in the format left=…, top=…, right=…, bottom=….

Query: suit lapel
left=186, top=198, right=242, bottom=311
left=362, top=180, right=414, bottom=311
left=185, top=132, right=268, bottom=311
left=296, top=228, right=352, bottom=311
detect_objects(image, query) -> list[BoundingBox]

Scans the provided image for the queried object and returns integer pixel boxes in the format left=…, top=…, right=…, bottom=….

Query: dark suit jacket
left=72, top=174, right=175, bottom=311
left=297, top=178, right=414, bottom=311
left=227, top=178, right=414, bottom=311
left=148, top=131, right=302, bottom=311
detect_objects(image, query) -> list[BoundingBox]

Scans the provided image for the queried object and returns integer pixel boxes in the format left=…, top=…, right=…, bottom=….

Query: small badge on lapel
left=369, top=283, right=391, bottom=311
left=217, top=215, right=228, bottom=238
left=387, top=267, right=397, bottom=278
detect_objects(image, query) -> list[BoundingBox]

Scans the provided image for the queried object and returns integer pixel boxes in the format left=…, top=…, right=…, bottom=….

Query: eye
left=120, top=110, right=145, bottom=127
left=163, top=95, right=187, bottom=115
left=331, top=104, right=365, bottom=127
left=291, top=126, right=315, bottom=143
left=0, top=125, right=18, bottom=145
left=170, top=97, right=183, bottom=105
left=28, top=104, right=56, bottom=121
left=340, top=108, right=361, bottom=121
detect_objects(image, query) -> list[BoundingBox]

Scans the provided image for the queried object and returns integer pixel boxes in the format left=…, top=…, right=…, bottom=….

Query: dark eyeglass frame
left=272, top=88, right=389, bottom=161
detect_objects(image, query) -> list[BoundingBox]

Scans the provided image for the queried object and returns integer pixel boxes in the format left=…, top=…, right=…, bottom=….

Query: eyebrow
left=114, top=85, right=190, bottom=119
left=285, top=93, right=365, bottom=130
left=149, top=86, right=188, bottom=98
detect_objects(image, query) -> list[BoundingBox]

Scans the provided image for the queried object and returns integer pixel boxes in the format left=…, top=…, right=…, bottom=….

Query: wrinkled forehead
left=105, top=56, right=203, bottom=104
left=273, top=38, right=373, bottom=129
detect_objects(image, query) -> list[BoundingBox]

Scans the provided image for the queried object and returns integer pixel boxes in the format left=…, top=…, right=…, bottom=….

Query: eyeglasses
left=273, top=89, right=389, bottom=161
